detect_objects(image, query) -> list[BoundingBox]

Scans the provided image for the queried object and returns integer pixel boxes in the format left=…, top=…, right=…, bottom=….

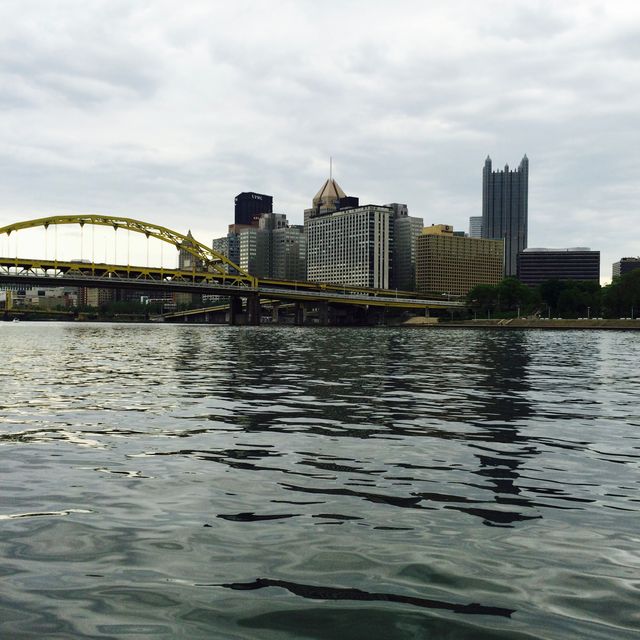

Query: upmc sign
left=252, top=194, right=263, bottom=200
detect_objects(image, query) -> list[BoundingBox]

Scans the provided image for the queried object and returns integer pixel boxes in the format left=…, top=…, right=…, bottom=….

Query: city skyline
left=0, top=1, right=638, bottom=282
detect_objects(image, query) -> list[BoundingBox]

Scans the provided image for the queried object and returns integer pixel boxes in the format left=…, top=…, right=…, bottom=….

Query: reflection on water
left=0, top=323, right=639, bottom=639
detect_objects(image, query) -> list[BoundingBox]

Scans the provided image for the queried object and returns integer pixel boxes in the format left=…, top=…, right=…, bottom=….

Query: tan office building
left=416, top=224, right=504, bottom=296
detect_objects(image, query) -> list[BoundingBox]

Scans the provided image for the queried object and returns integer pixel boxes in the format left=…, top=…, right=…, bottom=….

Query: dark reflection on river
left=1, top=323, right=639, bottom=639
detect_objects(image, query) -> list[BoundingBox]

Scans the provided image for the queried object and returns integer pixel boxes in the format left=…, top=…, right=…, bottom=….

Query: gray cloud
left=0, top=0, right=639, bottom=280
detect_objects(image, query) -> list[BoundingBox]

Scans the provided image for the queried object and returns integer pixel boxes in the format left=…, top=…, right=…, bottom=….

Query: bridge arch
left=0, top=214, right=253, bottom=282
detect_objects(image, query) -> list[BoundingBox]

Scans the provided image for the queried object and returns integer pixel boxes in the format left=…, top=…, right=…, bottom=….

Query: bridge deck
left=0, top=256, right=464, bottom=310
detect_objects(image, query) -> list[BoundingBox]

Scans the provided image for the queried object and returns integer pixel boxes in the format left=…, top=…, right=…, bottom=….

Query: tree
left=603, top=268, right=640, bottom=318
left=539, top=279, right=565, bottom=311
left=538, top=279, right=601, bottom=318
left=497, top=277, right=532, bottom=311
left=467, top=284, right=498, bottom=312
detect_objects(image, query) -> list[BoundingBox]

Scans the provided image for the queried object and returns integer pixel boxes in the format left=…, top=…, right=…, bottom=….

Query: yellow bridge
left=0, top=214, right=464, bottom=324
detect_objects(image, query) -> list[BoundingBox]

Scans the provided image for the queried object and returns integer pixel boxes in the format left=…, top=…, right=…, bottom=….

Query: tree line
left=466, top=269, right=640, bottom=319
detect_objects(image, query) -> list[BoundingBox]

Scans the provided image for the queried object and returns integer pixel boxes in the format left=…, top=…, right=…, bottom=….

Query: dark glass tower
left=234, top=192, right=273, bottom=226
left=482, top=155, right=529, bottom=277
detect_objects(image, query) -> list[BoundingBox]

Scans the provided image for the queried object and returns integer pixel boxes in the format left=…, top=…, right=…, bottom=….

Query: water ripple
left=1, top=324, right=639, bottom=639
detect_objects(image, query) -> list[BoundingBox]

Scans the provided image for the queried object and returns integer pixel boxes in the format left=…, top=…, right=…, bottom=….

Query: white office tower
left=306, top=177, right=392, bottom=288
left=469, top=216, right=483, bottom=238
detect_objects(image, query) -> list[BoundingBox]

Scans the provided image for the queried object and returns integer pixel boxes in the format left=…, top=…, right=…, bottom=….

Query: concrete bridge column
left=271, top=302, right=280, bottom=324
left=294, top=302, right=304, bottom=326
left=318, top=301, right=329, bottom=326
left=229, top=296, right=242, bottom=325
left=364, top=305, right=385, bottom=326
left=425, top=307, right=430, bottom=318
left=247, top=294, right=261, bottom=326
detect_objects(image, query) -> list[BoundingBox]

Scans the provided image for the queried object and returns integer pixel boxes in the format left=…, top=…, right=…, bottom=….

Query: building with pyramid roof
left=304, top=174, right=424, bottom=290
left=304, top=176, right=359, bottom=223
left=312, top=178, right=347, bottom=208
left=305, top=174, right=389, bottom=288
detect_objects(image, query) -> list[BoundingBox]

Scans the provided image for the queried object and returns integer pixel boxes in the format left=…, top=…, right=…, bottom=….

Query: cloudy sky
left=1, top=0, right=638, bottom=280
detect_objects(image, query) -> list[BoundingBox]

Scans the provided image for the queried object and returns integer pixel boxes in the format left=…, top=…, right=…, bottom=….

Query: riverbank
left=405, top=317, right=640, bottom=330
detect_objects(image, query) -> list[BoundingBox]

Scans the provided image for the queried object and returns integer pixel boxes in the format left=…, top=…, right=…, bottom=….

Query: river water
left=0, top=323, right=638, bottom=639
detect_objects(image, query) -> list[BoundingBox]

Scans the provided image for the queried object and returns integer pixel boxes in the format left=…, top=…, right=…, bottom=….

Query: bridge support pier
left=229, top=297, right=242, bottom=325
left=318, top=301, right=329, bottom=326
left=247, top=294, right=261, bottom=326
left=294, top=302, right=304, bottom=326
left=271, top=302, right=280, bottom=324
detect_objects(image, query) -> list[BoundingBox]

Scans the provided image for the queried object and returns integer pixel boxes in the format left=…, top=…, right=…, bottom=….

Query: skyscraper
left=482, top=155, right=528, bottom=277
left=518, top=248, right=600, bottom=286
left=612, top=257, right=640, bottom=279
left=271, top=225, right=306, bottom=281
left=386, top=203, right=424, bottom=291
left=469, top=216, right=483, bottom=238
left=305, top=176, right=390, bottom=288
left=304, top=178, right=359, bottom=223
left=234, top=192, right=273, bottom=226
left=415, top=225, right=504, bottom=296
left=178, top=231, right=205, bottom=271
left=213, top=214, right=306, bottom=280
